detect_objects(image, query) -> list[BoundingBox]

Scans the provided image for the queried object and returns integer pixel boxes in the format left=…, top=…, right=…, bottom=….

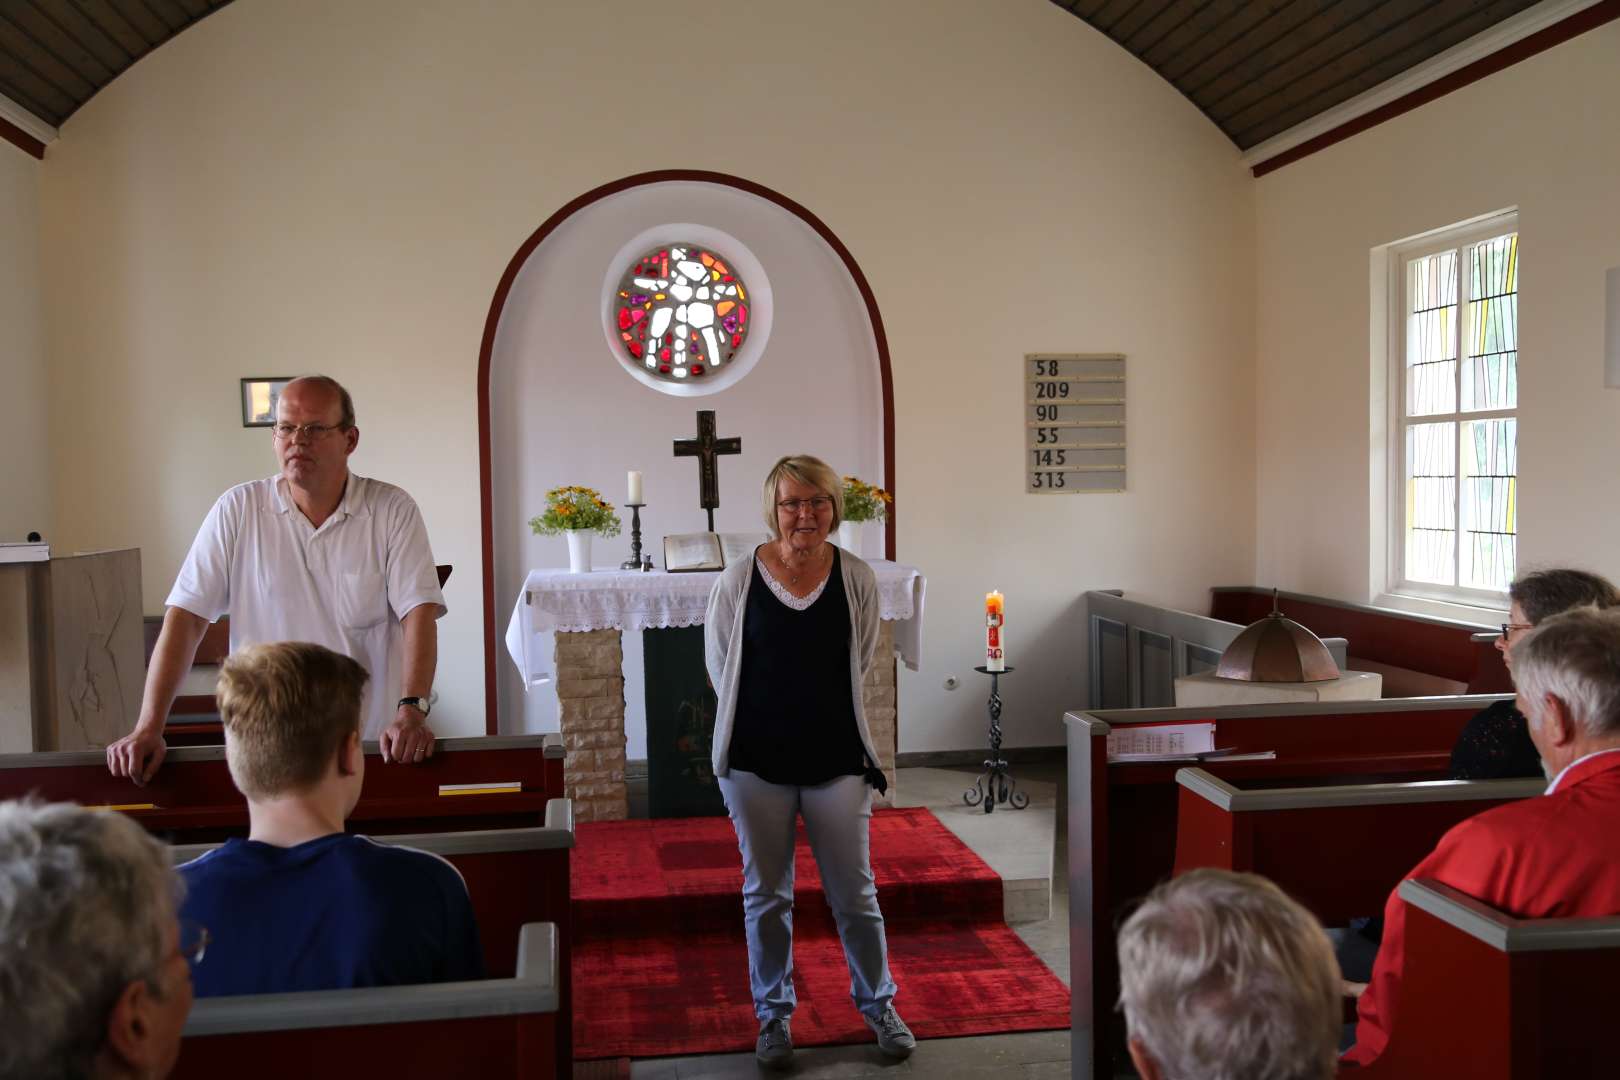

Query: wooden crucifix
left=673, top=410, right=741, bottom=532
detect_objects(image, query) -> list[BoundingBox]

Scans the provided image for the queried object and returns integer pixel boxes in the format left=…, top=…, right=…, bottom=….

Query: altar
left=505, top=562, right=927, bottom=821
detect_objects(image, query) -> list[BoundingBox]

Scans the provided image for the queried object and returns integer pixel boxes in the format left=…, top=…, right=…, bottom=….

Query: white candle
left=627, top=470, right=643, bottom=504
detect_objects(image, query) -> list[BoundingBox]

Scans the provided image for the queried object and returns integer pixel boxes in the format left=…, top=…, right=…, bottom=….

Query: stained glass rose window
left=612, top=244, right=750, bottom=383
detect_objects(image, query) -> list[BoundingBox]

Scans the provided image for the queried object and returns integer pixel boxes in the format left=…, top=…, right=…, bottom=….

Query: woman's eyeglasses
left=777, top=497, right=834, bottom=514
left=1501, top=622, right=1534, bottom=640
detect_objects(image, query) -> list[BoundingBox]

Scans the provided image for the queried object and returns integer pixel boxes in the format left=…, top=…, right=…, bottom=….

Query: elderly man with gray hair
left=0, top=800, right=198, bottom=1080
left=1346, top=606, right=1620, bottom=1066
left=1118, top=868, right=1342, bottom=1080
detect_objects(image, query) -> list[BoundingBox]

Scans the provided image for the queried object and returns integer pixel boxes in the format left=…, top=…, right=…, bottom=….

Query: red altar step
left=570, top=807, right=1070, bottom=1060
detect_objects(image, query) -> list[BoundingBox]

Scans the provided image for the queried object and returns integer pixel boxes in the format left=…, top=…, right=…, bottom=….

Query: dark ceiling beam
left=0, top=109, right=47, bottom=158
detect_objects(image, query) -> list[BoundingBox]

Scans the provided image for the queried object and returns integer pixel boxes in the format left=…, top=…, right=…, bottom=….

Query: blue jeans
left=718, top=769, right=898, bottom=1022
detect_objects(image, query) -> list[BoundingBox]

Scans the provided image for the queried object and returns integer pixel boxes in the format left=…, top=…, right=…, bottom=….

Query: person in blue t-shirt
left=179, top=641, right=483, bottom=997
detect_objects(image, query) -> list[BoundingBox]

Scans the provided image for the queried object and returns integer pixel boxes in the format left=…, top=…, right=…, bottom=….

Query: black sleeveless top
left=727, top=548, right=868, bottom=786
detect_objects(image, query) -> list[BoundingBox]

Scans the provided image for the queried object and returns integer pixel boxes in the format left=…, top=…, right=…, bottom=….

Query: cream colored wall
left=38, top=0, right=1257, bottom=747
left=1255, top=23, right=1620, bottom=615
left=1, top=142, right=48, bottom=542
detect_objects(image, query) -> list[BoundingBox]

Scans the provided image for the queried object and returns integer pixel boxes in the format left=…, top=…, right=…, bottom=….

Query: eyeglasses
left=271, top=421, right=346, bottom=441
left=1501, top=622, right=1534, bottom=640
left=178, top=919, right=210, bottom=966
left=777, top=496, right=834, bottom=514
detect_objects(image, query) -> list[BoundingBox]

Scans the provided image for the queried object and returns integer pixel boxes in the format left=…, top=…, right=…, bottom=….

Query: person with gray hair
left=1450, top=567, right=1620, bottom=779
left=1347, top=606, right=1620, bottom=1066
left=1117, top=868, right=1340, bottom=1080
left=0, top=799, right=199, bottom=1080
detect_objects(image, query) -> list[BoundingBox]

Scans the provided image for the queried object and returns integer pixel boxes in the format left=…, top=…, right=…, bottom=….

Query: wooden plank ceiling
left=1053, top=0, right=1543, bottom=149
left=0, top=1, right=1552, bottom=144
left=0, top=0, right=235, bottom=128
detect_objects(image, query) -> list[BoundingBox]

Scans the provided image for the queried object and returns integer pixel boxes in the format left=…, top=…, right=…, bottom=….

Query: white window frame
left=1383, top=209, right=1519, bottom=611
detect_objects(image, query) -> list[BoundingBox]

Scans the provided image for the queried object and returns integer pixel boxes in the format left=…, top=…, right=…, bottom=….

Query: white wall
left=1, top=142, right=48, bottom=542
left=490, top=180, right=884, bottom=755
left=1254, top=22, right=1620, bottom=614
left=38, top=0, right=1257, bottom=748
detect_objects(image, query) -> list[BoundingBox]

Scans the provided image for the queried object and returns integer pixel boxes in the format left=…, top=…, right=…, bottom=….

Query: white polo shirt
left=168, top=474, right=447, bottom=739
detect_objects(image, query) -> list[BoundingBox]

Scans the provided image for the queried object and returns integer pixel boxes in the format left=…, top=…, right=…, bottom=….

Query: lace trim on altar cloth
left=755, top=557, right=830, bottom=611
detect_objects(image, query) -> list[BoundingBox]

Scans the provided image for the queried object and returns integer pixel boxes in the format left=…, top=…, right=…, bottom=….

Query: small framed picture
left=240, top=377, right=292, bottom=428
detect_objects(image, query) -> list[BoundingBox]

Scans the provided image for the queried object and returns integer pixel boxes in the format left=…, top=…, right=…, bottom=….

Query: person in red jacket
left=1345, top=606, right=1620, bottom=1066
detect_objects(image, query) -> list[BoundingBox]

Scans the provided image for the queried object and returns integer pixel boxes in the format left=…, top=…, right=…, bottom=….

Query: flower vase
left=566, top=529, right=592, bottom=574
left=837, top=520, right=863, bottom=555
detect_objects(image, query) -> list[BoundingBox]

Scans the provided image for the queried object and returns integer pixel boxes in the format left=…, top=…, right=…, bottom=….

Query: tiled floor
left=628, top=761, right=1084, bottom=1079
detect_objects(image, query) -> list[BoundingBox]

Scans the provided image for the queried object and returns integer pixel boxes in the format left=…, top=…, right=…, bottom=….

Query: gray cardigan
left=704, top=545, right=884, bottom=779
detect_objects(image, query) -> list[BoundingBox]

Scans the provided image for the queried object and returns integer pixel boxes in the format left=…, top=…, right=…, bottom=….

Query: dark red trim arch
left=476, top=170, right=897, bottom=734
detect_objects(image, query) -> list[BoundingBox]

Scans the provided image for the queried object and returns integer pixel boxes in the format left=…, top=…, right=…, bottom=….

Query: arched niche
left=477, top=171, right=895, bottom=737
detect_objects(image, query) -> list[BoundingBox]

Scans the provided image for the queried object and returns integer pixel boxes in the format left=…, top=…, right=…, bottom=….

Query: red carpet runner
left=571, top=807, right=1071, bottom=1059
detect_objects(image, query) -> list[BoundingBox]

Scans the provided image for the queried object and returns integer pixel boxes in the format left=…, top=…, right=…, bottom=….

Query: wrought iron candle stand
left=619, top=503, right=652, bottom=571
left=964, top=666, right=1028, bottom=813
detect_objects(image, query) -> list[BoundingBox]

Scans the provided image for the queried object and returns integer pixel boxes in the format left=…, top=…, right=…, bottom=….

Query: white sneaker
left=864, top=1004, right=916, bottom=1058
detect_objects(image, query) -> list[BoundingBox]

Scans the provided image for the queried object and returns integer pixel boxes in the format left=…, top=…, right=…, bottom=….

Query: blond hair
left=761, top=454, right=843, bottom=539
left=1118, top=869, right=1340, bottom=1080
left=217, top=642, right=369, bottom=799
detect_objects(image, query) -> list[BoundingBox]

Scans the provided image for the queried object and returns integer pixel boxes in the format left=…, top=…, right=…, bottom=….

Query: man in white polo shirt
left=107, top=376, right=446, bottom=783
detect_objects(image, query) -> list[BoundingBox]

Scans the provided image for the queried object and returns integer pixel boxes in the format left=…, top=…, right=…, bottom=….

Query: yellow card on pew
left=438, top=781, right=522, bottom=797
left=85, top=803, right=158, bottom=811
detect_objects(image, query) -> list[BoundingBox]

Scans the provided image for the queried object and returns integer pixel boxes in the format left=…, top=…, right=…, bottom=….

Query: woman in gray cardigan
left=703, top=454, right=913, bottom=1070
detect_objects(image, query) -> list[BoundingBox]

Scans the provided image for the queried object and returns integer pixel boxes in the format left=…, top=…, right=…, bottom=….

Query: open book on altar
left=662, top=532, right=771, bottom=573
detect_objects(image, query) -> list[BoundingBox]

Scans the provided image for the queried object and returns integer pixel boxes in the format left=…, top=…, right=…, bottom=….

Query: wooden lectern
left=0, top=548, right=144, bottom=752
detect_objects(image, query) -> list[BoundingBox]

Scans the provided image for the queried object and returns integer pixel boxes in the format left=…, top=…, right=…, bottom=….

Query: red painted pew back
left=1066, top=695, right=1508, bottom=1078
left=1347, top=880, right=1618, bottom=1079
left=1171, top=768, right=1542, bottom=923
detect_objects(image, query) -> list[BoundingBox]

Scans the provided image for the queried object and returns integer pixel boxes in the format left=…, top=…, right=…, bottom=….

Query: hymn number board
left=1024, top=353, right=1126, bottom=493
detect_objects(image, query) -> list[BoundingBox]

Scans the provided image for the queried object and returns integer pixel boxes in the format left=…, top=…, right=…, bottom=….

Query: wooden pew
left=1171, top=768, right=1543, bottom=924
left=175, top=921, right=559, bottom=1080
left=1085, top=589, right=1350, bottom=709
left=172, top=802, right=577, bottom=1078
left=0, top=733, right=567, bottom=843
left=1346, top=880, right=1619, bottom=1079
left=1065, top=695, right=1506, bottom=1080
left=1210, top=585, right=1510, bottom=696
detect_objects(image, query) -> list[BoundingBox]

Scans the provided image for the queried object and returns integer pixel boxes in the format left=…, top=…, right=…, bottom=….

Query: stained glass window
left=612, top=244, right=751, bottom=384
left=1399, top=226, right=1518, bottom=595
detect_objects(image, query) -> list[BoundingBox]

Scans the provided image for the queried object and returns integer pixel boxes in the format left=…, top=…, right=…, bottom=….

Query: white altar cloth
left=504, top=560, right=927, bottom=689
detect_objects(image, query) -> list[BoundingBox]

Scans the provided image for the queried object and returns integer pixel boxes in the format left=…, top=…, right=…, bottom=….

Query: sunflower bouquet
left=529, top=486, right=622, bottom=538
left=841, top=476, right=893, bottom=524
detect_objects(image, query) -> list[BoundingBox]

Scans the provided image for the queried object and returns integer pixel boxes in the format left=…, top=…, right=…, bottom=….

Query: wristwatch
left=397, top=696, right=432, bottom=717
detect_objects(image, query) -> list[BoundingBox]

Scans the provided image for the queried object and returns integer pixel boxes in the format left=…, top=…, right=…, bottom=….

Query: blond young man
left=178, top=642, right=482, bottom=997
